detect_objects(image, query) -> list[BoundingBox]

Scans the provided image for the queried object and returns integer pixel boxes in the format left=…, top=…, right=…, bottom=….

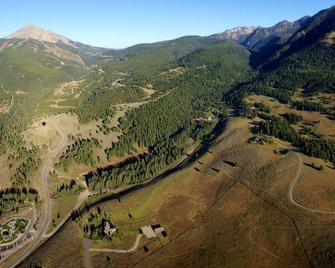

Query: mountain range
left=0, top=10, right=322, bottom=92
left=0, top=5, right=334, bottom=97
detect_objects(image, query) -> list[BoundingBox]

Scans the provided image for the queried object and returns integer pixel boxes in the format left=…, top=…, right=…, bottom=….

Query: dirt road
left=90, top=234, right=143, bottom=254
left=83, top=239, right=92, bottom=268
left=9, top=95, right=14, bottom=111
left=288, top=153, right=335, bottom=215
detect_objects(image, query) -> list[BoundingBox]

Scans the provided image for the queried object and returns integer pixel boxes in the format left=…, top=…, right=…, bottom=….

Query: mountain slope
left=226, top=5, right=335, bottom=107
left=0, top=25, right=109, bottom=92
left=178, top=42, right=251, bottom=79
left=7, top=24, right=74, bottom=46
left=206, top=18, right=310, bottom=67
left=210, top=26, right=256, bottom=43
left=6, top=24, right=108, bottom=62
left=243, top=19, right=308, bottom=51
left=259, top=5, right=335, bottom=93
left=0, top=38, right=88, bottom=92
left=100, top=36, right=221, bottom=75
left=265, top=6, right=335, bottom=66
left=97, top=18, right=310, bottom=75
left=244, top=18, right=310, bottom=66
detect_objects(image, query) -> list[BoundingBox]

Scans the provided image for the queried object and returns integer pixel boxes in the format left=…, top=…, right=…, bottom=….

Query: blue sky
left=0, top=0, right=334, bottom=48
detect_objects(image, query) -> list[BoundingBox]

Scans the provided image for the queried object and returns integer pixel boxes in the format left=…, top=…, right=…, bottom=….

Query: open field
left=18, top=114, right=335, bottom=267
left=20, top=222, right=84, bottom=268
left=4, top=118, right=298, bottom=265
left=47, top=194, right=79, bottom=233
left=24, top=116, right=62, bottom=149
left=293, top=154, right=335, bottom=212
left=23, top=112, right=119, bottom=178
left=0, top=155, right=11, bottom=188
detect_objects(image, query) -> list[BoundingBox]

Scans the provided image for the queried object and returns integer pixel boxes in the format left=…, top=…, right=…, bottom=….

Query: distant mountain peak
left=6, top=24, right=75, bottom=46
left=210, top=26, right=256, bottom=42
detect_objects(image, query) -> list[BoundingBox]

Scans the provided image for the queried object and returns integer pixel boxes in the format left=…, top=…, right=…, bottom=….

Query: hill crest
left=6, top=24, right=75, bottom=47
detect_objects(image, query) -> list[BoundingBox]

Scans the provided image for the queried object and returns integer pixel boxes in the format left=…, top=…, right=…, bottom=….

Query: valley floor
left=17, top=115, right=335, bottom=268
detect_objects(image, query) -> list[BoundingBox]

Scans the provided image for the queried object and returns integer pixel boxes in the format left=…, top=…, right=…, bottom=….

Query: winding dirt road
left=8, top=95, right=14, bottom=111
left=90, top=234, right=143, bottom=254
left=288, top=153, right=335, bottom=215
left=5, top=115, right=68, bottom=268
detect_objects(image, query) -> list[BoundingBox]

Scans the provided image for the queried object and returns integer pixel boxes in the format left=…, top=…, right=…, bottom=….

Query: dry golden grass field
left=18, top=115, right=335, bottom=267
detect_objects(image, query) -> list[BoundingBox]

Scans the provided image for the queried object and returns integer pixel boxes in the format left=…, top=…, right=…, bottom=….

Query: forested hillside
left=0, top=4, right=334, bottom=196
left=100, top=36, right=220, bottom=75
left=85, top=42, right=251, bottom=190
left=226, top=6, right=335, bottom=106
left=224, top=6, right=335, bottom=168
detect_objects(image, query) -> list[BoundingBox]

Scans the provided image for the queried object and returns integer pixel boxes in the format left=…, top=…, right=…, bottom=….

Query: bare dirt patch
left=24, top=116, right=62, bottom=149
left=140, top=85, right=156, bottom=98
left=160, top=67, right=186, bottom=76
left=112, top=79, right=126, bottom=88
left=53, top=80, right=84, bottom=97
left=14, top=90, right=28, bottom=95
left=324, top=31, right=335, bottom=45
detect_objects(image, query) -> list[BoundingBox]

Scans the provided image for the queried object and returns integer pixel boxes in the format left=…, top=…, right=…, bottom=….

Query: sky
left=0, top=0, right=334, bottom=48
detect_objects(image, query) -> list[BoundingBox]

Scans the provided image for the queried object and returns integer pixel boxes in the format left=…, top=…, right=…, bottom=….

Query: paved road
left=90, top=234, right=143, bottom=254
left=5, top=115, right=68, bottom=268
left=288, top=153, right=335, bottom=215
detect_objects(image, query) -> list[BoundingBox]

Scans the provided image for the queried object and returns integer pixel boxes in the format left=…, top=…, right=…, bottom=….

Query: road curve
left=288, top=153, right=335, bottom=215
left=6, top=115, right=67, bottom=268
left=90, top=234, right=143, bottom=254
